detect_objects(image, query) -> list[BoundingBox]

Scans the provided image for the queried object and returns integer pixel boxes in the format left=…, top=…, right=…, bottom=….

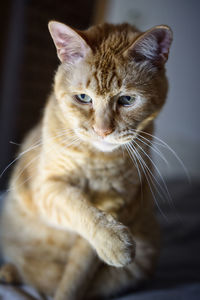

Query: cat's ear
left=124, top=25, right=173, bottom=66
left=48, top=21, right=91, bottom=63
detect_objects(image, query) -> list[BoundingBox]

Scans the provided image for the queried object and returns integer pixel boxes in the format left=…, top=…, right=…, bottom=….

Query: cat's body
left=0, top=23, right=172, bottom=299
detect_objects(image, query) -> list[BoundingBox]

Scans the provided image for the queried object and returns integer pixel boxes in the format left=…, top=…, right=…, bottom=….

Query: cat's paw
left=93, top=214, right=135, bottom=267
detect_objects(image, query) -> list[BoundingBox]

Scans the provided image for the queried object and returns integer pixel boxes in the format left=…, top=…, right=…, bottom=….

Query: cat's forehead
left=79, top=23, right=140, bottom=96
left=90, top=57, right=122, bottom=96
left=68, top=24, right=151, bottom=97
left=74, top=67, right=125, bottom=99
left=73, top=56, right=145, bottom=100
left=70, top=57, right=137, bottom=99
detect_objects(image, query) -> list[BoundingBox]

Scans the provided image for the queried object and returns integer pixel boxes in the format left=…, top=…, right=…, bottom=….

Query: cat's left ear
left=48, top=21, right=91, bottom=63
left=124, top=25, right=173, bottom=66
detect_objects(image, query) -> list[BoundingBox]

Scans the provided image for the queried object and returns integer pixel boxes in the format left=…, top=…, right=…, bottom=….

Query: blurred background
left=0, top=0, right=200, bottom=189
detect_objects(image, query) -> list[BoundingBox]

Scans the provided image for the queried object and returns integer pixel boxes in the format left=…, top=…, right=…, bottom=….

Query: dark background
left=0, top=0, right=106, bottom=189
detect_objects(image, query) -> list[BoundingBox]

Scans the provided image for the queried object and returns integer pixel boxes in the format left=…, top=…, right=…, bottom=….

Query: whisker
left=0, top=128, right=79, bottom=179
left=0, top=142, right=41, bottom=179
left=128, top=142, right=169, bottom=221
left=136, top=129, right=190, bottom=182
left=63, top=137, right=80, bottom=148
left=130, top=140, right=172, bottom=206
left=135, top=134, right=169, bottom=167
left=129, top=130, right=182, bottom=222
left=9, top=141, right=21, bottom=146
left=125, top=144, right=142, bottom=187
left=125, top=143, right=144, bottom=205
left=8, top=138, right=80, bottom=192
left=132, top=140, right=171, bottom=196
left=8, top=153, right=41, bottom=192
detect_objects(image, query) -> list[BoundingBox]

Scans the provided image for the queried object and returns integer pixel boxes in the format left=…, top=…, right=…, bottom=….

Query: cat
left=0, top=21, right=172, bottom=299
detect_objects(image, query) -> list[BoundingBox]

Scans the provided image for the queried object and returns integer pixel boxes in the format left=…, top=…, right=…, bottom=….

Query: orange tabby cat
left=0, top=22, right=172, bottom=299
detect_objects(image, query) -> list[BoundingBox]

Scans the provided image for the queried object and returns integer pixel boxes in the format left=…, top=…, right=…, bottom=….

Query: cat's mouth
left=76, top=128, right=133, bottom=152
left=92, top=140, right=120, bottom=152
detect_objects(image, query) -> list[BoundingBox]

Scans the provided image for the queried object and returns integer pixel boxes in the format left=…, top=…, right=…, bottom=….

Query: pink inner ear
left=160, top=32, right=172, bottom=55
left=55, top=33, right=70, bottom=48
left=131, top=27, right=172, bottom=65
left=49, top=21, right=89, bottom=63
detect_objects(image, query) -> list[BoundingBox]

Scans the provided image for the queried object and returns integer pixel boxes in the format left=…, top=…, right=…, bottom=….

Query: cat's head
left=49, top=22, right=172, bottom=152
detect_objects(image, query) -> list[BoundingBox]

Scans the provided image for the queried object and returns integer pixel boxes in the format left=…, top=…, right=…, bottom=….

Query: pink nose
left=93, top=125, right=113, bottom=137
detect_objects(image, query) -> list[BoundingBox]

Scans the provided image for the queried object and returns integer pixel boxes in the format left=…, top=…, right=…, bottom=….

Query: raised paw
left=93, top=214, right=135, bottom=267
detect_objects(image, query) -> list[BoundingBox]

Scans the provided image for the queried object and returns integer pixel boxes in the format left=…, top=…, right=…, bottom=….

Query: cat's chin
left=92, top=140, right=120, bottom=152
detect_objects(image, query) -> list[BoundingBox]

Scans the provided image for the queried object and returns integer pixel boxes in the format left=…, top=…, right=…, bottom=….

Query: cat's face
left=49, top=22, right=172, bottom=152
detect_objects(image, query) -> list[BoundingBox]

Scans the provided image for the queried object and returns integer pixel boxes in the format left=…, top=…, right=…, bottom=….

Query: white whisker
left=131, top=140, right=173, bottom=206
left=9, top=141, right=21, bottom=146
left=128, top=142, right=169, bottom=221
left=130, top=141, right=172, bottom=209
left=7, top=136, right=81, bottom=192
left=0, top=128, right=79, bottom=179
left=135, top=134, right=169, bottom=167
left=7, top=154, right=41, bottom=192
left=136, top=129, right=190, bottom=182
left=125, top=144, right=142, bottom=187
left=125, top=143, right=144, bottom=205
left=0, top=142, right=41, bottom=178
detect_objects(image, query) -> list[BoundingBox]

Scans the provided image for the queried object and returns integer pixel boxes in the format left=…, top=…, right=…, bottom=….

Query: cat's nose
left=92, top=125, right=113, bottom=137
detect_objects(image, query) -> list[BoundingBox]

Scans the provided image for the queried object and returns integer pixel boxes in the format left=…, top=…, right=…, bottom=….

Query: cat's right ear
left=48, top=21, right=91, bottom=64
left=124, top=25, right=173, bottom=67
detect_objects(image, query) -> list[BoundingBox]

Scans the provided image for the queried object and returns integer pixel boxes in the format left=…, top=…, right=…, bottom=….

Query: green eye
left=75, top=94, right=92, bottom=104
left=118, top=95, right=136, bottom=106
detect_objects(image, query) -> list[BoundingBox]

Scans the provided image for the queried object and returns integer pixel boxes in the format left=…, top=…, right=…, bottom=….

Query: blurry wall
left=105, top=0, right=200, bottom=179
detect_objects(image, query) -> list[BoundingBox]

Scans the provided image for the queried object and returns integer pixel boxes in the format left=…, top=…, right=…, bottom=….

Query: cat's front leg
left=36, top=179, right=135, bottom=268
left=54, top=237, right=100, bottom=300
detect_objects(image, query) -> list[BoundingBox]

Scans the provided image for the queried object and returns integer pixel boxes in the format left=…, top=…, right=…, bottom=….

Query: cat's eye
left=118, top=95, right=136, bottom=106
left=75, top=94, right=92, bottom=104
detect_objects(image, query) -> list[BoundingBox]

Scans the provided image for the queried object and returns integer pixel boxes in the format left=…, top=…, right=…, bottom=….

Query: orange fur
left=0, top=22, right=172, bottom=299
